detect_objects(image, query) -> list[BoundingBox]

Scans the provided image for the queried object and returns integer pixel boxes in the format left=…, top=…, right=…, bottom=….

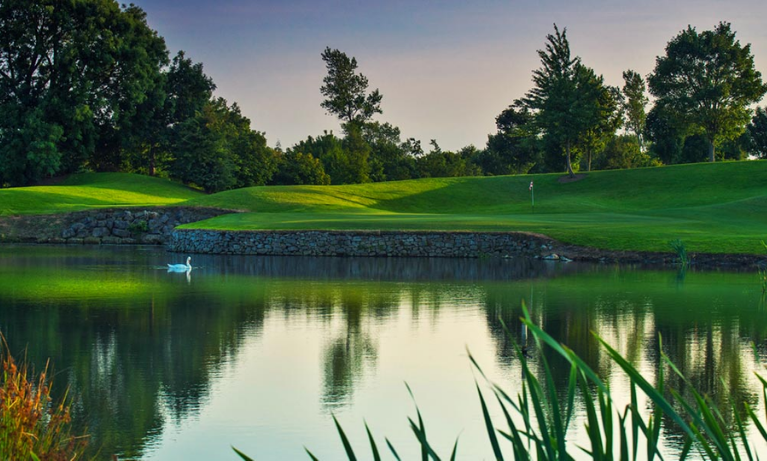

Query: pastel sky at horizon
left=134, top=0, right=767, bottom=151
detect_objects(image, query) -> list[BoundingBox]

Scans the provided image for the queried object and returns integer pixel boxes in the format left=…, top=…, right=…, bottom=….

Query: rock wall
left=53, top=207, right=230, bottom=245
left=168, top=229, right=554, bottom=258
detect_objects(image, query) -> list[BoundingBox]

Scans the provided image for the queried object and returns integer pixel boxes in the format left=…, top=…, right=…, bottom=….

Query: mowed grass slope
left=182, top=161, right=767, bottom=254
left=2, top=162, right=765, bottom=253
left=0, top=173, right=202, bottom=216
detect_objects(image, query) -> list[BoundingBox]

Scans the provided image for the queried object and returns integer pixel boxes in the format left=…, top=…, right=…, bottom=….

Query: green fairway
left=180, top=161, right=767, bottom=254
left=2, top=163, right=766, bottom=254
left=0, top=173, right=203, bottom=216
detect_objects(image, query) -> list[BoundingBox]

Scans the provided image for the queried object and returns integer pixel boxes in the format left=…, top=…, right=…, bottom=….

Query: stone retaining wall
left=167, top=228, right=767, bottom=267
left=54, top=207, right=230, bottom=245
left=168, top=229, right=554, bottom=258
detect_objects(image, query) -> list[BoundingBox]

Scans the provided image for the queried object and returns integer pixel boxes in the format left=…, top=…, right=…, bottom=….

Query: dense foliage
left=648, top=22, right=767, bottom=162
left=1, top=4, right=765, bottom=189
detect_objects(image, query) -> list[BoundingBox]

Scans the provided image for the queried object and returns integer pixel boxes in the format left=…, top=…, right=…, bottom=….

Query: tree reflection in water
left=0, top=247, right=765, bottom=458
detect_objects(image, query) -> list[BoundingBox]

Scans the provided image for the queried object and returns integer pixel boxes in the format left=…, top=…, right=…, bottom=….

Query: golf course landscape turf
left=2, top=161, right=766, bottom=254
left=0, top=172, right=202, bottom=216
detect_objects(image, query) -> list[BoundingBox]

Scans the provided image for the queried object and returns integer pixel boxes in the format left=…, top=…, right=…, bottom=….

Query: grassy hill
left=1, top=162, right=766, bottom=254
left=180, top=161, right=767, bottom=254
left=0, top=173, right=203, bottom=216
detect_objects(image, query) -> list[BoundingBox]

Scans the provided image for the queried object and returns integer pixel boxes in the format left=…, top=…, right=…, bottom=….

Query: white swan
left=168, top=256, right=191, bottom=272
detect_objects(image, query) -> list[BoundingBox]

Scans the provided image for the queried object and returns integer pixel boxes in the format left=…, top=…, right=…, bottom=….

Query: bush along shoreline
left=235, top=304, right=767, bottom=460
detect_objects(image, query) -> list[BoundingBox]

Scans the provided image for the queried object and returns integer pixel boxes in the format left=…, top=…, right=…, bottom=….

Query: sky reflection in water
left=0, top=245, right=765, bottom=459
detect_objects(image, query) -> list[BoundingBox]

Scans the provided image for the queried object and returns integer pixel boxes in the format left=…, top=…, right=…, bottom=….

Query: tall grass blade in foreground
left=235, top=302, right=767, bottom=460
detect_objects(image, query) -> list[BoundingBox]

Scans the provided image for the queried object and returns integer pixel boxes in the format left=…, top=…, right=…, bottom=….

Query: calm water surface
left=0, top=245, right=766, bottom=460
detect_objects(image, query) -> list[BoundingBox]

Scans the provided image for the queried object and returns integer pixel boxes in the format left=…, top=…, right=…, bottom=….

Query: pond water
left=0, top=245, right=766, bottom=460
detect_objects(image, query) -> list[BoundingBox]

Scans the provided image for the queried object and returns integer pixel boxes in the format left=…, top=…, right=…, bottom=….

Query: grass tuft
left=0, top=341, right=88, bottom=460
left=669, top=239, right=690, bottom=267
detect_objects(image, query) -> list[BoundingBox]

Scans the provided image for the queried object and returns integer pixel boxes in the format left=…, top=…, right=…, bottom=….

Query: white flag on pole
left=529, top=181, right=534, bottom=191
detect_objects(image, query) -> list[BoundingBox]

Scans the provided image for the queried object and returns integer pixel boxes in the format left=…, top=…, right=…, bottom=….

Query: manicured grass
left=2, top=163, right=766, bottom=253
left=0, top=173, right=202, bottom=216
left=181, top=161, right=767, bottom=254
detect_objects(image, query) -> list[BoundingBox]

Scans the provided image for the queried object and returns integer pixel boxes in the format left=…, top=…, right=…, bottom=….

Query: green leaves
left=0, top=0, right=170, bottom=182
left=521, top=24, right=617, bottom=177
left=320, top=47, right=383, bottom=126
left=648, top=22, right=767, bottom=162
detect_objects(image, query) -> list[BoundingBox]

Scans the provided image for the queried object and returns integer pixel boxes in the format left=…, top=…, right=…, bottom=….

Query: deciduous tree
left=482, top=103, right=540, bottom=175
left=270, top=151, right=330, bottom=185
left=648, top=22, right=767, bottom=162
left=0, top=0, right=168, bottom=184
left=577, top=79, right=623, bottom=172
left=747, top=107, right=767, bottom=158
left=621, top=70, right=648, bottom=151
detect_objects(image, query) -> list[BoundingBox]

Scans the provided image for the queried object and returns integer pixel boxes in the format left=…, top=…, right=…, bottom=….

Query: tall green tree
left=645, top=104, right=686, bottom=164
left=482, top=102, right=540, bottom=175
left=621, top=70, right=649, bottom=152
left=362, top=121, right=415, bottom=181
left=593, top=135, right=659, bottom=170
left=577, top=79, right=623, bottom=172
left=320, top=47, right=382, bottom=127
left=270, top=151, right=330, bottom=185
left=0, top=0, right=167, bottom=184
left=648, top=22, right=767, bottom=162
left=166, top=51, right=216, bottom=123
left=88, top=4, right=168, bottom=172
left=127, top=51, right=216, bottom=177
left=747, top=107, right=767, bottom=158
left=169, top=100, right=233, bottom=193
left=169, top=98, right=275, bottom=192
left=222, top=102, right=277, bottom=188
left=521, top=25, right=606, bottom=177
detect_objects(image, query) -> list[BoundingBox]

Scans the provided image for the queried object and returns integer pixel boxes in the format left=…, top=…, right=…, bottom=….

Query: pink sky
left=135, top=0, right=767, bottom=151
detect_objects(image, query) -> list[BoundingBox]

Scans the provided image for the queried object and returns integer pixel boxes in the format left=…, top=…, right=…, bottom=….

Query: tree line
left=1, top=1, right=765, bottom=191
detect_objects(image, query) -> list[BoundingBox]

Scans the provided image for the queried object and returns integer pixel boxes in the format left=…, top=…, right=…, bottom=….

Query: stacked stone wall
left=54, top=207, right=229, bottom=244
left=168, top=229, right=554, bottom=258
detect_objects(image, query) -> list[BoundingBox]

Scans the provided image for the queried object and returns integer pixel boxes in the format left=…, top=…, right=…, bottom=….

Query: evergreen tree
left=521, top=25, right=607, bottom=177
left=320, top=47, right=382, bottom=127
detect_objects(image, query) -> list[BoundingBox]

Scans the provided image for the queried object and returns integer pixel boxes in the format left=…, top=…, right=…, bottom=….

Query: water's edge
left=1, top=208, right=765, bottom=268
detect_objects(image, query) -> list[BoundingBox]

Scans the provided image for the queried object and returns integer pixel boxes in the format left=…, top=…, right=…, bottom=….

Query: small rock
left=92, top=227, right=109, bottom=238
left=141, top=234, right=165, bottom=245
